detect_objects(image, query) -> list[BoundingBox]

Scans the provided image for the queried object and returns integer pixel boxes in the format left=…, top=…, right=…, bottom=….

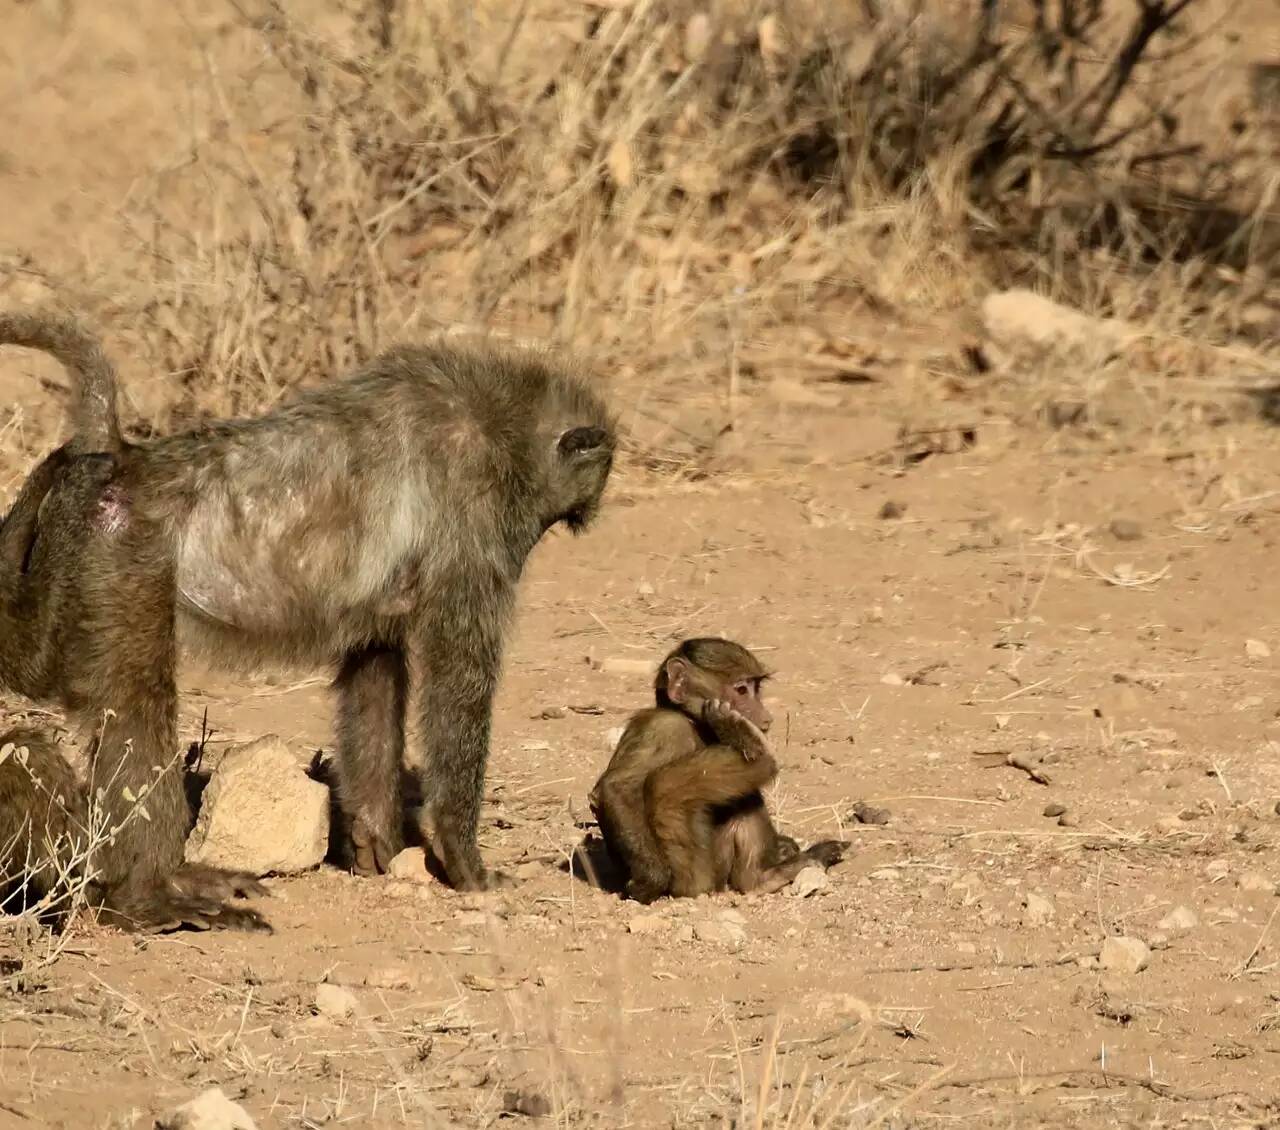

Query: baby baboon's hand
left=701, top=698, right=771, bottom=762
left=807, top=840, right=849, bottom=869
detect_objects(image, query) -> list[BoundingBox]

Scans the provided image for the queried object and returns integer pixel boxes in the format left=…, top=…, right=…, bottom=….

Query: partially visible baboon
left=0, top=308, right=616, bottom=931
left=588, top=638, right=846, bottom=902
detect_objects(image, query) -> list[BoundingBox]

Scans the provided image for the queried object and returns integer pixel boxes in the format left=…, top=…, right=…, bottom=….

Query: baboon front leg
left=333, top=644, right=408, bottom=877
left=591, top=780, right=673, bottom=904
left=418, top=580, right=511, bottom=892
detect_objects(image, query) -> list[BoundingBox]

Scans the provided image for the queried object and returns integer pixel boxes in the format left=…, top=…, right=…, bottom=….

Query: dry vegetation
left=1, top=0, right=1279, bottom=1126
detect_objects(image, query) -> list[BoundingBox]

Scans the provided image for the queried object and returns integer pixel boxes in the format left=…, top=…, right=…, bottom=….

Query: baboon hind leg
left=6, top=457, right=269, bottom=932
left=645, top=745, right=778, bottom=900
left=333, top=644, right=408, bottom=876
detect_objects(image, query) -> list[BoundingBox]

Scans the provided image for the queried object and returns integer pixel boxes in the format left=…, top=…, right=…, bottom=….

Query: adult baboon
left=0, top=310, right=616, bottom=931
left=589, top=638, right=846, bottom=902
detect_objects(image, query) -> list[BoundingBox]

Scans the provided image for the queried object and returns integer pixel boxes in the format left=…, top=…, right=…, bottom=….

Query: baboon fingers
left=806, top=840, right=849, bottom=868
left=349, top=814, right=402, bottom=877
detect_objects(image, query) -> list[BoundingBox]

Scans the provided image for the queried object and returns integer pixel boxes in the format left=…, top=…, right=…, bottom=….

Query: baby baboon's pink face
left=725, top=676, right=772, bottom=733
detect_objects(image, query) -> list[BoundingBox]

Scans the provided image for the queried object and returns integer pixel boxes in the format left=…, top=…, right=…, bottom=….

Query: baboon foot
left=349, top=814, right=402, bottom=877
left=806, top=840, right=849, bottom=869
left=102, top=865, right=272, bottom=934
left=448, top=864, right=514, bottom=893
left=701, top=699, right=770, bottom=761
left=625, top=875, right=669, bottom=904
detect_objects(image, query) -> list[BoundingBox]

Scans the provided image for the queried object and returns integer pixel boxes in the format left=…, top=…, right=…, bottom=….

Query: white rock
left=1205, top=859, right=1231, bottom=882
left=694, top=911, right=747, bottom=946
left=1099, top=936, right=1150, bottom=974
left=1238, top=870, right=1276, bottom=894
left=387, top=848, right=431, bottom=884
left=1157, top=905, right=1198, bottom=931
left=184, top=735, right=328, bottom=876
left=1245, top=638, right=1271, bottom=659
left=158, top=1087, right=258, bottom=1130
left=790, top=866, right=831, bottom=898
left=314, top=983, right=358, bottom=1020
left=981, top=288, right=1132, bottom=358
left=880, top=672, right=906, bottom=686
left=1022, top=892, right=1055, bottom=927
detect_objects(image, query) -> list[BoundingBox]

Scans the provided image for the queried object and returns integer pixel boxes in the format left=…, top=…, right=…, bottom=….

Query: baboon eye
left=558, top=425, right=611, bottom=457
left=733, top=682, right=751, bottom=696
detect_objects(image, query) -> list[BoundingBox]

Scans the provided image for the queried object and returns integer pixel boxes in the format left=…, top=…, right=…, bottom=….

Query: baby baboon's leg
left=333, top=643, right=408, bottom=876
left=592, top=778, right=674, bottom=903
left=645, top=746, right=778, bottom=899
left=726, top=818, right=846, bottom=895
left=418, top=577, right=510, bottom=891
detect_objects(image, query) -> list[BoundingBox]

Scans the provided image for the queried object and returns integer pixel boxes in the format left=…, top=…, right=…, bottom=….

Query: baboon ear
left=665, top=658, right=691, bottom=703
left=557, top=425, right=611, bottom=459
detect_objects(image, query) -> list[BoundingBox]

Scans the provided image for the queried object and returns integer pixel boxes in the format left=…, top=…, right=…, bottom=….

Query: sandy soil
left=2, top=3, right=1280, bottom=1129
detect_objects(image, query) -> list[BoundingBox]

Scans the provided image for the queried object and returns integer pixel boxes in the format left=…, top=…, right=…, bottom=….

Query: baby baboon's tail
left=0, top=310, right=121, bottom=453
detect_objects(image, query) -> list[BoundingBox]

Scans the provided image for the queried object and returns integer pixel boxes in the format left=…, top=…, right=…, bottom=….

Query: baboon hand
left=625, top=876, right=667, bottom=905
left=807, top=840, right=849, bottom=869
left=701, top=698, right=771, bottom=762
left=774, top=834, right=801, bottom=861
left=103, top=865, right=273, bottom=934
left=350, top=814, right=402, bottom=878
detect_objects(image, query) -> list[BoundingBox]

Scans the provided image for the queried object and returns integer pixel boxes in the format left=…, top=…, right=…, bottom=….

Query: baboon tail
left=0, top=310, right=122, bottom=453
left=645, top=746, right=778, bottom=812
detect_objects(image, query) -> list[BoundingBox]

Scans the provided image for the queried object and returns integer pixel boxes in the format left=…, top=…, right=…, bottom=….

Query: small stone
left=364, top=966, right=417, bottom=990
left=157, top=1088, right=258, bottom=1130
left=539, top=706, right=567, bottom=720
left=880, top=672, right=906, bottom=687
left=1022, top=892, right=1055, bottom=927
left=627, top=913, right=667, bottom=935
left=636, top=580, right=656, bottom=597
left=314, top=983, right=358, bottom=1020
left=1147, top=931, right=1170, bottom=950
left=1108, top=518, right=1143, bottom=541
left=1246, top=639, right=1272, bottom=659
left=1237, top=871, right=1276, bottom=894
left=1205, top=859, right=1231, bottom=882
left=694, top=910, right=747, bottom=946
left=1157, top=905, right=1198, bottom=931
left=184, top=735, right=329, bottom=875
left=1153, top=816, right=1183, bottom=834
left=1042, top=803, right=1066, bottom=818
left=676, top=924, right=694, bottom=943
left=1077, top=954, right=1098, bottom=970
left=791, top=866, right=832, bottom=897
left=1057, top=812, right=1080, bottom=828
left=878, top=499, right=906, bottom=520
left=1099, top=936, right=1150, bottom=974
left=868, top=867, right=899, bottom=882
left=387, top=848, right=431, bottom=883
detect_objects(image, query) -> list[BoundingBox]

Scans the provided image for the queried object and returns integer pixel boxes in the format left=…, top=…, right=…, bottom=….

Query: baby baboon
left=0, top=309, right=616, bottom=931
left=588, top=638, right=845, bottom=902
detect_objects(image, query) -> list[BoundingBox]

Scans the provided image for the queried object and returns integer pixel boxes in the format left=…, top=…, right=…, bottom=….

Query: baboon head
left=655, top=637, right=774, bottom=732
left=530, top=371, right=616, bottom=534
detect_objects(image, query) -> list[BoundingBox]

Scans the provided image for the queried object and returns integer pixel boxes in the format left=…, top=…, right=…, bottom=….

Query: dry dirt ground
left=2, top=3, right=1280, bottom=1129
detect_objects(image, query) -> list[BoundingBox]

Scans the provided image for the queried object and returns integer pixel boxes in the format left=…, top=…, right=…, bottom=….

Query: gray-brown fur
left=589, top=638, right=845, bottom=902
left=0, top=310, right=616, bottom=931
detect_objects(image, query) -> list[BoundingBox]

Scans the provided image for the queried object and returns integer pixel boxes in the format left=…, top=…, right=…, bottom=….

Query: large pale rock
left=982, top=289, right=1133, bottom=358
left=185, top=735, right=328, bottom=875
left=158, top=1088, right=258, bottom=1130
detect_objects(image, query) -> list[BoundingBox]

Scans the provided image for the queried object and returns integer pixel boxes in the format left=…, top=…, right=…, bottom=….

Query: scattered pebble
left=157, top=1088, right=258, bottom=1130
left=1022, top=892, right=1055, bottom=927
left=1042, top=803, right=1067, bottom=818
left=880, top=672, right=906, bottom=687
left=1108, top=517, right=1143, bottom=541
left=1153, top=816, right=1183, bottom=835
left=790, top=867, right=832, bottom=897
left=1246, top=639, right=1272, bottom=660
left=878, top=499, right=907, bottom=520
left=538, top=706, right=567, bottom=720
left=314, top=983, right=358, bottom=1020
left=1157, top=905, right=1198, bottom=931
left=1099, top=936, right=1150, bottom=975
left=1057, top=812, right=1080, bottom=828
left=1205, top=859, right=1231, bottom=882
left=1237, top=871, right=1276, bottom=895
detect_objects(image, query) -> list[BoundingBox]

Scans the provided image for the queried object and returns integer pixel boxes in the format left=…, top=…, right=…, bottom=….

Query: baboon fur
left=589, top=638, right=846, bottom=902
left=0, top=310, right=615, bottom=931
